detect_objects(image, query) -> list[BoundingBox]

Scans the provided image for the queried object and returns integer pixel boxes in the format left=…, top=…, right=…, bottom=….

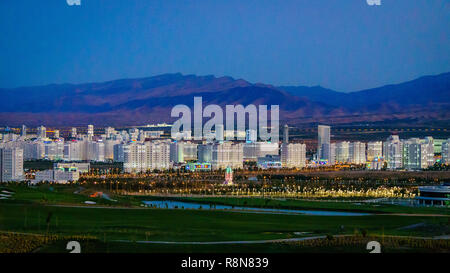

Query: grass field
left=0, top=184, right=449, bottom=253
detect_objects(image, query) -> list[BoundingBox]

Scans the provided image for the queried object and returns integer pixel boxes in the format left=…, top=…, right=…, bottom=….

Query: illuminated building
left=283, top=124, right=289, bottom=144
left=417, top=183, right=450, bottom=206
left=243, top=142, right=279, bottom=161
left=402, top=137, right=434, bottom=170
left=37, top=125, right=46, bottom=139
left=33, top=167, right=80, bottom=184
left=211, top=142, right=243, bottom=170
left=257, top=155, right=282, bottom=169
left=198, top=144, right=213, bottom=163
left=349, top=141, right=366, bottom=164
left=335, top=141, right=350, bottom=163
left=0, top=147, right=23, bottom=182
left=367, top=141, right=383, bottom=162
left=21, top=125, right=26, bottom=137
left=54, top=162, right=90, bottom=173
left=87, top=125, right=94, bottom=140
left=383, top=135, right=403, bottom=169
left=70, top=127, right=77, bottom=138
left=317, top=125, right=331, bottom=163
left=281, top=143, right=306, bottom=168
left=122, top=141, right=170, bottom=173
left=442, top=138, right=450, bottom=164
left=170, top=141, right=198, bottom=163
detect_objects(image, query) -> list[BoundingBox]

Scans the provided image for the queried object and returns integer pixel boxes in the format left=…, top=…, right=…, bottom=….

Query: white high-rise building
left=424, top=137, right=435, bottom=167
left=211, top=142, right=243, bottom=170
left=170, top=141, right=198, bottom=163
left=87, top=125, right=94, bottom=140
left=37, top=126, right=46, bottom=139
left=349, top=142, right=366, bottom=164
left=318, top=125, right=331, bottom=163
left=113, top=143, right=125, bottom=162
left=105, top=127, right=115, bottom=139
left=44, top=141, right=64, bottom=160
left=70, top=127, right=77, bottom=138
left=104, top=139, right=120, bottom=160
left=442, top=138, right=450, bottom=164
left=123, top=143, right=148, bottom=173
left=146, top=141, right=171, bottom=170
left=88, top=141, right=105, bottom=162
left=283, top=125, right=289, bottom=144
left=383, top=135, right=403, bottom=169
left=23, top=141, right=45, bottom=159
left=21, top=125, right=27, bottom=137
left=243, top=142, right=279, bottom=161
left=402, top=137, right=435, bottom=170
left=63, top=141, right=82, bottom=161
left=367, top=141, right=383, bottom=162
left=33, top=168, right=79, bottom=184
left=122, top=141, right=171, bottom=173
left=335, top=141, right=350, bottom=163
left=280, top=143, right=306, bottom=168
left=0, top=147, right=24, bottom=182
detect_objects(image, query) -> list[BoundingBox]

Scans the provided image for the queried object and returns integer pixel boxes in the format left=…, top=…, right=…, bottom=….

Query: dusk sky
left=0, top=0, right=449, bottom=91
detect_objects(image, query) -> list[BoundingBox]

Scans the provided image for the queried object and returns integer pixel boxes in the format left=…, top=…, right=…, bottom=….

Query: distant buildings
left=317, top=125, right=331, bottom=163
left=367, top=141, right=383, bottom=162
left=335, top=141, right=350, bottom=163
left=33, top=167, right=80, bottom=184
left=0, top=147, right=24, bottom=182
left=54, top=162, right=90, bottom=173
left=281, top=143, right=306, bottom=168
left=243, top=142, right=279, bottom=161
left=442, top=138, right=450, bottom=164
left=0, top=122, right=445, bottom=181
left=37, top=126, right=46, bottom=139
left=170, top=141, right=198, bottom=163
left=211, top=142, right=243, bottom=170
left=257, top=155, right=282, bottom=169
left=402, top=137, right=434, bottom=170
left=121, top=141, right=171, bottom=173
left=349, top=142, right=366, bottom=164
left=283, top=124, right=289, bottom=144
left=383, top=135, right=403, bottom=169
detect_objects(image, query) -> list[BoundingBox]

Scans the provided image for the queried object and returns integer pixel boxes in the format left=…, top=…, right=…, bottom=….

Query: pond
left=142, top=200, right=371, bottom=216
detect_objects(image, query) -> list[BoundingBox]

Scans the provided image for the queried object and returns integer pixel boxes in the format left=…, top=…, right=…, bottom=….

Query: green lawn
left=0, top=184, right=449, bottom=253
left=0, top=203, right=448, bottom=243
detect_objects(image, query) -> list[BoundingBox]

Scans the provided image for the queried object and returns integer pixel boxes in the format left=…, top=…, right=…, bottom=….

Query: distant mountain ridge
left=0, top=72, right=449, bottom=126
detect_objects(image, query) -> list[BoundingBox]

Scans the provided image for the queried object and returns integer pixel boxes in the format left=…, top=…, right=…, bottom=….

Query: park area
left=0, top=183, right=449, bottom=253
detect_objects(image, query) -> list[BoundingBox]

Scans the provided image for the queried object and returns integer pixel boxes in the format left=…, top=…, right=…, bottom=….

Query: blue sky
left=0, top=0, right=449, bottom=91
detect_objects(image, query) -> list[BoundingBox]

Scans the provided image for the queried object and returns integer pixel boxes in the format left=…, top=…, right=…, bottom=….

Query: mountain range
left=0, top=72, right=449, bottom=127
